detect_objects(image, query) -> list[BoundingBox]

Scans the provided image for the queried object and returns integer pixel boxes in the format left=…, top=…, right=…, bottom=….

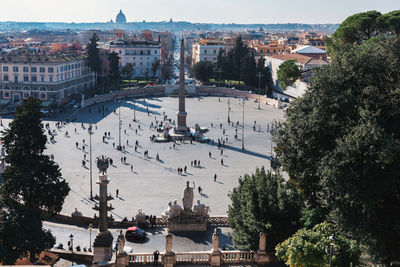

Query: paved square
left=2, top=96, right=284, bottom=220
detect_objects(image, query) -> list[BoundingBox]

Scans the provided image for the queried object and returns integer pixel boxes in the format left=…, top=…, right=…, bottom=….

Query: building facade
left=109, top=40, right=163, bottom=78
left=192, top=40, right=227, bottom=65
left=0, top=52, right=94, bottom=105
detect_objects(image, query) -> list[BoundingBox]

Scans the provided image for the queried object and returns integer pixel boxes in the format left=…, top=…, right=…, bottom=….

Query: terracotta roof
left=270, top=53, right=313, bottom=64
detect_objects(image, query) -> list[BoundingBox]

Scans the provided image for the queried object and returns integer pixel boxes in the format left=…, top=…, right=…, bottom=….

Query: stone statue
left=193, top=200, right=210, bottom=217
left=182, top=181, right=194, bottom=212
left=170, top=200, right=183, bottom=218
left=96, top=155, right=109, bottom=175
left=118, top=230, right=125, bottom=255
left=162, top=201, right=173, bottom=219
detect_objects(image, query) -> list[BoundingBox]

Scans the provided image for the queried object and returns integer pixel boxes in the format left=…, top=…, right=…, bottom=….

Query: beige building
left=109, top=40, right=163, bottom=78
left=0, top=51, right=94, bottom=105
left=192, top=39, right=229, bottom=65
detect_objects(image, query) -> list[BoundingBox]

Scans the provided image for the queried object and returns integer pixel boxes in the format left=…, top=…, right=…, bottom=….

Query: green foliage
left=0, top=98, right=70, bottom=264
left=121, top=63, right=133, bottom=79
left=192, top=60, right=214, bottom=82
left=276, top=222, right=361, bottom=267
left=276, top=60, right=301, bottom=90
left=228, top=167, right=303, bottom=252
left=377, top=10, right=400, bottom=34
left=86, top=33, right=101, bottom=73
left=108, top=51, right=121, bottom=82
left=273, top=36, right=400, bottom=264
left=151, top=58, right=161, bottom=77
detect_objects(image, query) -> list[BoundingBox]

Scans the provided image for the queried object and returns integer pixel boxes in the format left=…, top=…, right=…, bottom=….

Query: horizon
left=0, top=0, right=398, bottom=25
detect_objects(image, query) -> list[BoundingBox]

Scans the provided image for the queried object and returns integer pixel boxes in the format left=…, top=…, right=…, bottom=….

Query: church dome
left=116, top=10, right=127, bottom=24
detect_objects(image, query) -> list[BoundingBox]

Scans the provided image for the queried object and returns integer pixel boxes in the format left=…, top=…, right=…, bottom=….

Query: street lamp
left=227, top=97, right=231, bottom=123
left=88, top=223, right=93, bottom=252
left=117, top=100, right=122, bottom=150
left=256, top=72, right=263, bottom=110
left=88, top=124, right=94, bottom=200
left=133, top=97, right=136, bottom=122
left=69, top=234, right=74, bottom=251
left=242, top=97, right=245, bottom=150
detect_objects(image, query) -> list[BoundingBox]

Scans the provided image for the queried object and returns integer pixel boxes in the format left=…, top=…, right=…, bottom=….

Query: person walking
left=214, top=174, right=217, bottom=182
left=116, top=189, right=119, bottom=197
left=153, top=250, right=160, bottom=267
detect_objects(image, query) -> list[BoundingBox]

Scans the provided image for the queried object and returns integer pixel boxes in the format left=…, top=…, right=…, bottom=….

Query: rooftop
left=291, top=45, right=326, bottom=54
left=0, top=50, right=86, bottom=64
left=270, top=53, right=314, bottom=65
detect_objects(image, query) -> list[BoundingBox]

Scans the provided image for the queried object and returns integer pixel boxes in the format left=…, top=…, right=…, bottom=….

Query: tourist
left=209, top=152, right=211, bottom=158
left=153, top=250, right=160, bottom=267
left=214, top=174, right=217, bottom=182
left=194, top=160, right=197, bottom=166
left=109, top=158, right=113, bottom=165
left=131, top=165, right=133, bottom=172
left=135, top=145, right=137, bottom=152
left=221, top=149, right=223, bottom=156
left=113, top=143, right=115, bottom=148
left=191, top=161, right=193, bottom=167
left=116, top=189, right=119, bottom=197
left=184, top=166, right=187, bottom=173
left=76, top=142, right=79, bottom=148
left=221, top=159, right=224, bottom=165
left=198, top=160, right=200, bottom=166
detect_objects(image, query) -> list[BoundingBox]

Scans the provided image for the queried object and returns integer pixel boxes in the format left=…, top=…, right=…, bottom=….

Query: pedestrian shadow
left=118, top=197, right=125, bottom=201
left=201, top=193, right=209, bottom=198
left=216, top=181, right=224, bottom=184
left=207, top=142, right=270, bottom=160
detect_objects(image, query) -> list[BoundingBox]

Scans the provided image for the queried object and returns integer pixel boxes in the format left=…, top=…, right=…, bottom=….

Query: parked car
left=125, top=226, right=147, bottom=242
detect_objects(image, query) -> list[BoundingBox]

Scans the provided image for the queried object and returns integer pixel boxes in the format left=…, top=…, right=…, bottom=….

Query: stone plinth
left=167, top=221, right=207, bottom=232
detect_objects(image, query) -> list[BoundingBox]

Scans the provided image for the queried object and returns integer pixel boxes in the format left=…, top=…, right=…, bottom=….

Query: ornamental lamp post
left=69, top=234, right=74, bottom=251
left=88, top=124, right=93, bottom=200
left=256, top=72, right=263, bottom=110
left=88, top=223, right=93, bottom=252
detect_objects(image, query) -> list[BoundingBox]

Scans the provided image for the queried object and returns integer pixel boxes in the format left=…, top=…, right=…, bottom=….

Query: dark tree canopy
left=273, top=36, right=400, bottom=264
left=277, top=60, right=301, bottom=90
left=121, top=63, right=133, bottom=79
left=108, top=51, right=121, bottom=82
left=0, top=98, right=70, bottom=264
left=192, top=60, right=214, bottom=82
left=377, top=10, right=400, bottom=34
left=228, top=167, right=303, bottom=252
left=151, top=58, right=161, bottom=77
left=86, top=33, right=102, bottom=74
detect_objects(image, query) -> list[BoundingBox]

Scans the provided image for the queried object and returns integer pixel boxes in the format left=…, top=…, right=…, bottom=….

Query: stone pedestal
left=167, top=221, right=207, bottom=232
left=93, top=231, right=113, bottom=263
left=164, top=234, right=176, bottom=267
left=210, top=229, right=221, bottom=266
left=257, top=232, right=270, bottom=265
left=176, top=111, right=187, bottom=133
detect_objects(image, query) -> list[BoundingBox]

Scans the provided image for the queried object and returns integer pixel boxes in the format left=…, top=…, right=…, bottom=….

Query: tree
left=331, top=10, right=382, bottom=45
left=277, top=60, right=301, bottom=90
left=108, top=52, right=120, bottom=82
left=377, top=10, right=400, bottom=34
left=228, top=167, right=303, bottom=252
left=121, top=63, right=133, bottom=79
left=273, top=36, right=400, bottom=264
left=150, top=58, right=160, bottom=78
left=192, top=61, right=214, bottom=83
left=160, top=64, right=173, bottom=81
left=86, top=33, right=102, bottom=74
left=0, top=98, right=70, bottom=264
left=276, top=222, right=361, bottom=267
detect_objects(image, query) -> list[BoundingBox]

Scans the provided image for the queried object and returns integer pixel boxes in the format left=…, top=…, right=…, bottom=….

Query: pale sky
left=0, top=0, right=398, bottom=24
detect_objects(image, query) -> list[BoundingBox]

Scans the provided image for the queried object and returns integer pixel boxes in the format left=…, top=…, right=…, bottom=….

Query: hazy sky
left=0, top=0, right=398, bottom=24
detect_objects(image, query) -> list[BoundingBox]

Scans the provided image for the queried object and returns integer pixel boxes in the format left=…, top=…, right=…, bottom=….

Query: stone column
left=210, top=228, right=221, bottom=266
left=93, top=172, right=114, bottom=264
left=177, top=37, right=187, bottom=132
left=257, top=232, right=269, bottom=265
left=164, top=234, right=175, bottom=267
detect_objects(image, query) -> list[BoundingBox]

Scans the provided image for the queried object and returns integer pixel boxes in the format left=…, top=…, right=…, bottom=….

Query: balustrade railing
left=221, top=250, right=256, bottom=263
left=175, top=251, right=210, bottom=264
left=128, top=253, right=161, bottom=265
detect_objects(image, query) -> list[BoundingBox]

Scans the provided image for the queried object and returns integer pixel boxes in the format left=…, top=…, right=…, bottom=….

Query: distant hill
left=0, top=21, right=339, bottom=34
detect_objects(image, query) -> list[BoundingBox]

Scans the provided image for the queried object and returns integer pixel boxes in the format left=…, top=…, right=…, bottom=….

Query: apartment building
left=0, top=51, right=94, bottom=104
left=192, top=39, right=229, bottom=65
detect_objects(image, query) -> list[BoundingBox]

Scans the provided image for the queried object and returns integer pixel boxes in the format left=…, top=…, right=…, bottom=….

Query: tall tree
left=377, top=10, right=400, bottom=34
left=276, top=60, right=301, bottom=90
left=228, top=167, right=303, bottom=252
left=273, top=36, right=400, bottom=264
left=121, top=63, right=133, bottom=79
left=86, top=33, right=102, bottom=74
left=192, top=61, right=214, bottom=83
left=108, top=52, right=121, bottom=82
left=150, top=58, right=161, bottom=78
left=0, top=98, right=70, bottom=264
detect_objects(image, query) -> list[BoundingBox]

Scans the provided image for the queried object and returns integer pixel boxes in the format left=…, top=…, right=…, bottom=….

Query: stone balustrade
left=175, top=251, right=210, bottom=264
left=128, top=253, right=159, bottom=264
left=221, top=251, right=256, bottom=263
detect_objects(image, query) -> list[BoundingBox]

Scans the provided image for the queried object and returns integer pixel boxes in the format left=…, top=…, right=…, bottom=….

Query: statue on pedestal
left=182, top=181, right=194, bottom=212
left=193, top=200, right=210, bottom=217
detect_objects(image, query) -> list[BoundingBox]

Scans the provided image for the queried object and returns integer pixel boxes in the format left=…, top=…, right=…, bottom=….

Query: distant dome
left=116, top=10, right=127, bottom=24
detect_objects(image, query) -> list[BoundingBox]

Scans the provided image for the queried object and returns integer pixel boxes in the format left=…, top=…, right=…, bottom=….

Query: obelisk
left=176, top=37, right=187, bottom=133
left=92, top=156, right=114, bottom=264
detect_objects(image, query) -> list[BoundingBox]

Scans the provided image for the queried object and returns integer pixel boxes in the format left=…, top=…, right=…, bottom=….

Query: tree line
left=192, top=36, right=273, bottom=96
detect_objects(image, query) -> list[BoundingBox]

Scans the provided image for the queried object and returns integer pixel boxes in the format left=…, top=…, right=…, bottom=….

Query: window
left=133, top=62, right=136, bottom=66
left=23, top=66, right=29, bottom=72
left=3, top=75, right=8, bottom=81
left=31, top=76, right=37, bottom=82
left=24, top=76, right=29, bottom=82
left=48, top=67, right=54, bottom=73
left=154, top=50, right=157, bottom=54
left=126, top=50, right=130, bottom=55
left=119, top=50, right=122, bottom=54
left=40, top=67, right=45, bottom=73
left=3, top=66, right=8, bottom=72
left=41, top=76, right=44, bottom=82
left=14, top=76, right=18, bottom=82
left=140, top=50, right=144, bottom=55
left=40, top=93, right=46, bottom=99
left=60, top=66, right=63, bottom=72
left=4, top=92, right=10, bottom=98
left=49, top=77, right=53, bottom=82
left=132, top=50, right=136, bottom=55
left=23, top=92, right=30, bottom=98
left=214, top=50, right=217, bottom=54
left=147, top=50, right=150, bottom=55
left=204, top=49, right=207, bottom=54
left=31, top=67, right=37, bottom=72
left=13, top=66, right=18, bottom=72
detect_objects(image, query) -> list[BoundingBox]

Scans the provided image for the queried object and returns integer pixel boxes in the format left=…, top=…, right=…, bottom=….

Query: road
left=44, top=221, right=234, bottom=253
